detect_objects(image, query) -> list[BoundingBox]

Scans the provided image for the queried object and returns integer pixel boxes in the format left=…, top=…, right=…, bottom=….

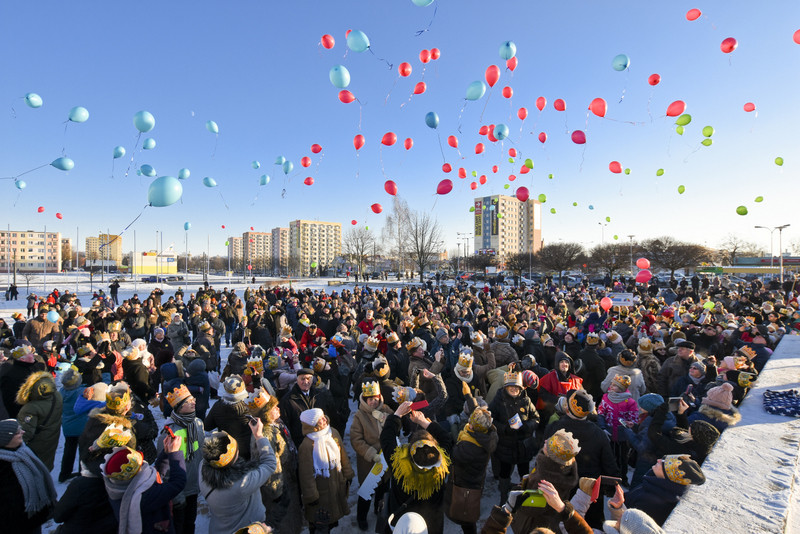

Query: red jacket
left=537, top=370, right=583, bottom=410
left=299, top=329, right=326, bottom=356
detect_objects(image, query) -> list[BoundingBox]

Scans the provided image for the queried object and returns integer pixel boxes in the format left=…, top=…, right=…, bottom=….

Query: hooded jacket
left=16, top=371, right=63, bottom=470
left=687, top=403, right=742, bottom=434
left=538, top=353, right=583, bottom=411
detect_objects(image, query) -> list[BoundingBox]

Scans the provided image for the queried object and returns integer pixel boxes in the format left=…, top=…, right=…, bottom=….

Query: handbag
left=447, top=481, right=482, bottom=523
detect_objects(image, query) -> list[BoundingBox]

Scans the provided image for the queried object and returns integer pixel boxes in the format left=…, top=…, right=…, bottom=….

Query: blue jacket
left=60, top=386, right=88, bottom=437
left=625, top=472, right=687, bottom=525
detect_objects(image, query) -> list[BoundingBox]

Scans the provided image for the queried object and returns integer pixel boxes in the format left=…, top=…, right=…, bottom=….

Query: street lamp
left=598, top=222, right=608, bottom=245
left=627, top=234, right=635, bottom=278
left=754, top=224, right=790, bottom=282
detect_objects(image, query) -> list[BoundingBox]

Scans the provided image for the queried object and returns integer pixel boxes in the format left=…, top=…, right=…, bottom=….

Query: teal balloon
left=251, top=161, right=261, bottom=169
left=68, top=106, right=89, bottom=123
left=260, top=174, right=270, bottom=186
left=113, top=146, right=125, bottom=159
left=46, top=311, right=59, bottom=323
left=466, top=81, right=486, bottom=101
left=347, top=30, right=370, bottom=52
left=329, top=65, right=351, bottom=89
left=183, top=222, right=191, bottom=231
left=140, top=164, right=157, bottom=177
left=202, top=176, right=217, bottom=187
left=15, top=180, right=26, bottom=190
left=411, top=0, right=434, bottom=5
left=178, top=168, right=190, bottom=180
left=499, top=41, right=517, bottom=60
left=495, top=123, right=509, bottom=140
left=206, top=120, right=219, bottom=134
left=275, top=156, right=286, bottom=165
left=133, top=110, right=155, bottom=132
left=24, top=93, right=42, bottom=108
left=612, top=54, right=630, bottom=71
left=589, top=205, right=595, bottom=210
left=143, top=137, right=156, bottom=150
left=282, top=161, right=293, bottom=175
left=148, top=176, right=183, bottom=207
left=424, top=111, right=439, bottom=129
left=51, top=157, right=74, bottom=171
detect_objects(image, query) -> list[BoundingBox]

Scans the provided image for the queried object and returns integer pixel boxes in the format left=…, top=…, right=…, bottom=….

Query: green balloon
left=508, top=158, right=515, bottom=164
left=497, top=213, right=504, bottom=219
left=675, top=114, right=692, bottom=126
left=675, top=125, right=684, bottom=135
left=624, top=168, right=631, bottom=175
left=503, top=184, right=510, bottom=189
left=469, top=206, right=475, bottom=212
left=538, top=193, right=547, bottom=203
left=365, top=226, right=369, bottom=230
left=225, top=241, right=229, bottom=246
left=656, top=168, right=664, bottom=176
left=572, top=202, right=578, bottom=207
left=701, top=139, right=713, bottom=147
left=754, top=196, right=764, bottom=203
left=613, top=235, right=619, bottom=240
left=548, top=173, right=554, bottom=179
left=736, top=206, right=748, bottom=216
left=524, top=158, right=534, bottom=169
left=472, top=170, right=478, bottom=177
left=702, top=126, right=714, bottom=137
left=678, top=185, right=685, bottom=194
left=311, top=262, right=318, bottom=268
left=605, top=216, right=611, bottom=222
left=775, top=157, right=784, bottom=166
left=550, top=208, right=556, bottom=214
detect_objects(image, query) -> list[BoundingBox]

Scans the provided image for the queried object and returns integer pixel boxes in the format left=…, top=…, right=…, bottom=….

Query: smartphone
left=667, top=397, right=682, bottom=412
left=520, top=489, right=547, bottom=508
left=409, top=400, right=429, bottom=411
left=164, top=425, right=176, bottom=439
left=599, top=476, right=622, bottom=497
left=246, top=414, right=258, bottom=424
left=617, top=417, right=629, bottom=428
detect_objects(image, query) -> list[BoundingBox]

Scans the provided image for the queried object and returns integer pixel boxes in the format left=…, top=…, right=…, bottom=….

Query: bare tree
left=534, top=243, right=585, bottom=284
left=464, top=253, right=497, bottom=273
left=406, top=210, right=444, bottom=283
left=641, top=237, right=711, bottom=278
left=342, top=227, right=376, bottom=276
left=589, top=243, right=626, bottom=279
left=504, top=253, right=529, bottom=278
left=382, top=196, right=412, bottom=274
left=718, top=234, right=765, bottom=265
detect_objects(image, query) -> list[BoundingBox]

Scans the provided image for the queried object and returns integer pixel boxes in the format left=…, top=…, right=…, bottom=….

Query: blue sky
left=1, top=1, right=798, bottom=257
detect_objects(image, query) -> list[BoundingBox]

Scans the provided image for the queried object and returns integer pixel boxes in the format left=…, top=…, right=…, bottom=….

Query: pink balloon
left=508, top=174, right=517, bottom=181
left=436, top=179, right=453, bottom=195
left=794, top=29, right=800, bottom=45
left=720, top=37, right=738, bottom=53
left=648, top=73, right=661, bottom=86
left=666, top=100, right=686, bottom=117
left=743, top=102, right=756, bottom=112
left=538, top=132, right=547, bottom=143
left=636, top=257, right=650, bottom=269
left=516, top=187, right=529, bottom=202
left=609, top=161, right=622, bottom=173
left=535, top=96, right=546, bottom=111
left=589, top=97, right=607, bottom=118
left=571, top=130, right=586, bottom=144
left=517, top=107, right=528, bottom=120
left=686, top=8, right=701, bottom=21
left=554, top=98, right=566, bottom=111
left=635, top=269, right=652, bottom=284
left=600, top=297, right=612, bottom=312
left=384, top=180, right=398, bottom=195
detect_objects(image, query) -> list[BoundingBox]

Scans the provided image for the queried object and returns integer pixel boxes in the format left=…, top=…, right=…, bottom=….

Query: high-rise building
left=289, top=220, right=342, bottom=276
left=243, top=232, right=272, bottom=274
left=271, top=227, right=289, bottom=275
left=61, top=238, right=73, bottom=270
left=473, top=195, right=542, bottom=258
left=0, top=230, right=62, bottom=272
left=86, top=234, right=123, bottom=265
left=227, top=237, right=243, bottom=270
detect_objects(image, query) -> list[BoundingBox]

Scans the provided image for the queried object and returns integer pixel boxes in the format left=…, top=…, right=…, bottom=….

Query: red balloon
left=470, top=182, right=477, bottom=190
left=479, top=175, right=487, bottom=185
left=506, top=56, right=517, bottom=71
left=720, top=37, right=738, bottom=53
left=250, top=226, right=254, bottom=231
left=419, top=49, right=431, bottom=63
left=384, top=180, right=398, bottom=195
left=311, top=143, right=322, bottom=154
left=636, top=258, right=650, bottom=269
left=508, top=148, right=517, bottom=157
left=447, top=135, right=458, bottom=148
left=404, top=138, right=413, bottom=150
left=458, top=168, right=466, bottom=179
left=221, top=225, right=225, bottom=229
left=554, top=98, right=566, bottom=111
left=535, top=96, right=546, bottom=111
left=398, top=62, right=412, bottom=77
left=743, top=102, right=756, bottom=112
left=351, top=220, right=357, bottom=225
left=37, top=206, right=44, bottom=213
left=794, top=29, right=800, bottom=45
left=301, top=156, right=312, bottom=168
left=516, top=186, right=529, bottom=202
left=430, top=48, right=441, bottom=60
left=609, top=161, right=622, bottom=173
left=56, top=212, right=63, bottom=219
left=321, top=34, right=335, bottom=49
left=538, top=132, right=547, bottom=143
left=589, top=97, right=607, bottom=118
left=492, top=165, right=498, bottom=173
left=487, top=126, right=497, bottom=143
left=600, top=297, right=612, bottom=312
left=502, top=86, right=513, bottom=99
left=338, top=90, right=355, bottom=104
left=519, top=166, right=529, bottom=175
left=686, top=8, right=701, bottom=21
left=442, top=163, right=452, bottom=173
left=413, top=82, right=426, bottom=95
left=381, top=132, right=397, bottom=146
left=353, top=134, right=365, bottom=150
left=303, top=177, right=314, bottom=186
left=475, top=143, right=484, bottom=154
left=635, top=269, right=652, bottom=284
left=478, top=125, right=489, bottom=136
left=436, top=179, right=453, bottom=195
left=666, top=100, right=686, bottom=117
left=648, top=73, right=661, bottom=86
left=345, top=29, right=351, bottom=38
left=517, top=107, right=528, bottom=120
left=508, top=174, right=517, bottom=181
left=571, top=130, right=586, bottom=144
left=371, top=203, right=383, bottom=214
left=485, top=65, right=500, bottom=87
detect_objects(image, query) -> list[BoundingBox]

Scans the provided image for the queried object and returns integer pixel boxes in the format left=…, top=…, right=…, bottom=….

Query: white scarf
left=306, top=425, right=341, bottom=478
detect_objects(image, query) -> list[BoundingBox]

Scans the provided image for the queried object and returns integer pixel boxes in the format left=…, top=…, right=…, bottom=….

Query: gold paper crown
left=106, top=384, right=131, bottom=413
left=568, top=391, right=590, bottom=419
left=470, top=330, right=484, bottom=343
left=663, top=455, right=692, bottom=485
left=122, top=346, right=140, bottom=360
left=468, top=407, right=492, bottom=433
left=245, top=355, right=264, bottom=375
left=362, top=380, right=381, bottom=397
left=392, top=386, right=416, bottom=404
left=312, top=357, right=327, bottom=372
left=612, top=374, right=632, bottom=390
left=267, top=355, right=282, bottom=369
left=166, top=384, right=192, bottom=408
left=246, top=389, right=272, bottom=412
left=737, top=346, right=757, bottom=360
left=457, top=351, right=474, bottom=368
left=209, top=433, right=239, bottom=468
left=503, top=370, right=522, bottom=387
left=737, top=371, right=756, bottom=388
left=107, top=321, right=122, bottom=332
left=512, top=334, right=525, bottom=346
left=373, top=356, right=390, bottom=378
left=77, top=344, right=95, bottom=357
left=11, top=345, right=33, bottom=359
left=545, top=429, right=581, bottom=465
left=104, top=447, right=143, bottom=481
left=364, top=335, right=380, bottom=352
left=95, top=423, right=133, bottom=450
left=406, top=337, right=425, bottom=352
left=386, top=332, right=400, bottom=344
left=199, top=321, right=212, bottom=332
left=280, top=325, right=293, bottom=337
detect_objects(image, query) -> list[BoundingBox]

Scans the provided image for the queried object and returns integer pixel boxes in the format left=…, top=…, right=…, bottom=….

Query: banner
left=607, top=292, right=634, bottom=307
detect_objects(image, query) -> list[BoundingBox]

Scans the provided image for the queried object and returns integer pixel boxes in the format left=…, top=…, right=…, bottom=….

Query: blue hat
left=638, top=393, right=664, bottom=413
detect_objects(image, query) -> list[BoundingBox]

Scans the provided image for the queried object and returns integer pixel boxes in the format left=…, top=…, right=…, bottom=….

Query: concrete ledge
left=663, top=336, right=800, bottom=534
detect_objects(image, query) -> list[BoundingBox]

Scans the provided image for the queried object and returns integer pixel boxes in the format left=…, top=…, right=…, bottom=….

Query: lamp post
left=627, top=234, right=635, bottom=278
left=598, top=222, right=608, bottom=245
left=754, top=224, right=790, bottom=281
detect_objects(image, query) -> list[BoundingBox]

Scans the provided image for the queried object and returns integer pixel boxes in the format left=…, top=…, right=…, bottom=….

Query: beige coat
left=350, top=394, right=393, bottom=484
left=298, top=426, right=354, bottom=524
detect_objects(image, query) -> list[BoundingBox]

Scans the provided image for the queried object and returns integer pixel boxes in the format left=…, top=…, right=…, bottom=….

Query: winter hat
left=43, top=340, right=56, bottom=352
left=106, top=382, right=131, bottom=414
left=0, top=419, right=20, bottom=448
left=166, top=384, right=193, bottom=408
left=204, top=431, right=239, bottom=468
left=221, top=375, right=248, bottom=403
left=689, top=420, right=720, bottom=449
left=521, top=369, right=538, bottom=389
left=637, top=338, right=653, bottom=355
left=565, top=389, right=595, bottom=420
left=410, top=437, right=442, bottom=470
left=435, top=328, right=448, bottom=342
left=187, top=358, right=207, bottom=376
left=468, top=407, right=493, bottom=433
left=618, top=349, right=637, bottom=367
left=544, top=429, right=581, bottom=465
left=690, top=361, right=707, bottom=373
left=662, top=454, right=706, bottom=485
left=495, top=326, right=509, bottom=341
left=89, top=382, right=109, bottom=402
left=61, top=365, right=82, bottom=389
left=300, top=408, right=325, bottom=429
left=638, top=393, right=664, bottom=413
left=153, top=327, right=165, bottom=338
left=702, top=382, right=734, bottom=410
left=392, top=386, right=417, bottom=404
left=611, top=374, right=632, bottom=392
left=103, top=446, right=144, bottom=481
left=392, top=512, right=428, bottom=534
left=619, top=509, right=664, bottom=534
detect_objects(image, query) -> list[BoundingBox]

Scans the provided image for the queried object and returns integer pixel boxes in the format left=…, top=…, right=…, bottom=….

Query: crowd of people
left=0, top=274, right=797, bottom=534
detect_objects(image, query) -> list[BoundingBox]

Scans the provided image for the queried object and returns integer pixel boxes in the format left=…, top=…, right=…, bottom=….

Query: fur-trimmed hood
left=697, top=404, right=742, bottom=426
left=15, top=370, right=56, bottom=405
left=201, top=457, right=259, bottom=490
left=88, top=408, right=135, bottom=429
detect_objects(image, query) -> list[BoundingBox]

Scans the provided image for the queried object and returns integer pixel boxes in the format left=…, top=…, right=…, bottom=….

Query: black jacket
left=489, top=388, right=539, bottom=465
left=543, top=415, right=617, bottom=479
left=278, top=383, right=335, bottom=448
left=53, top=474, right=117, bottom=534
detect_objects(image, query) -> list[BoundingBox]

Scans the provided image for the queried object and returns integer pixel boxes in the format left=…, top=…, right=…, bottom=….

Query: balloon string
left=15, top=163, right=48, bottom=179
left=399, top=91, right=414, bottom=110
left=368, top=47, right=393, bottom=70
left=124, top=133, right=142, bottom=179
left=110, top=158, right=115, bottom=179
left=314, top=151, right=325, bottom=175
left=218, top=190, right=229, bottom=209
left=61, top=121, right=69, bottom=155
left=604, top=117, right=646, bottom=126
left=480, top=87, right=493, bottom=122
left=384, top=77, right=399, bottom=105
left=380, top=145, right=388, bottom=179
left=436, top=132, right=445, bottom=163
left=456, top=100, right=468, bottom=133
left=211, top=134, right=218, bottom=158
left=618, top=68, right=630, bottom=104
left=104, top=204, right=149, bottom=248
left=415, top=5, right=438, bottom=36
left=10, top=106, right=16, bottom=119
left=12, top=191, right=21, bottom=207
left=358, top=102, right=363, bottom=130
left=355, top=151, right=360, bottom=180
left=646, top=89, right=654, bottom=122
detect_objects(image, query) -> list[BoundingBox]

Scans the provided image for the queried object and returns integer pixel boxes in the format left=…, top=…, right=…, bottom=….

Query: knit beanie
left=221, top=375, right=248, bottom=404
left=61, top=365, right=82, bottom=389
left=618, top=349, right=637, bottom=367
left=702, top=382, right=734, bottom=410
left=495, top=326, right=509, bottom=341
left=393, top=512, right=428, bottom=534
left=662, top=454, right=706, bottom=485
left=544, top=429, right=581, bottom=465
left=468, top=407, right=493, bottom=433
left=299, top=408, right=325, bottom=428
left=619, top=509, right=664, bottom=534
left=638, top=393, right=664, bottom=413
left=690, top=361, right=707, bottom=373
left=671, top=331, right=687, bottom=343
left=689, top=420, right=720, bottom=449
left=521, top=369, right=538, bottom=389
left=0, top=419, right=20, bottom=448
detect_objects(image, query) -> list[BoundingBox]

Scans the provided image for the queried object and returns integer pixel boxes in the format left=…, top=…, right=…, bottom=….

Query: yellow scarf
left=457, top=426, right=483, bottom=449
left=390, top=443, right=450, bottom=500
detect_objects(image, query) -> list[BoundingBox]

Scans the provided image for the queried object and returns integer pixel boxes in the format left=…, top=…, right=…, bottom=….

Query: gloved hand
left=578, top=477, right=597, bottom=495
left=506, top=490, right=525, bottom=512
left=372, top=452, right=382, bottom=463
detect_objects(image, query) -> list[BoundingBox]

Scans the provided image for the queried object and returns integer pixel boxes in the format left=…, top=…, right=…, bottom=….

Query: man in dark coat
left=575, top=333, right=607, bottom=404
left=0, top=346, right=46, bottom=419
left=278, top=369, right=335, bottom=447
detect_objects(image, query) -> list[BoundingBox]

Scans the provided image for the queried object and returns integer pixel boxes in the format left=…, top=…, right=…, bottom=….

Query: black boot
left=499, top=478, right=511, bottom=506
left=357, top=497, right=370, bottom=531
